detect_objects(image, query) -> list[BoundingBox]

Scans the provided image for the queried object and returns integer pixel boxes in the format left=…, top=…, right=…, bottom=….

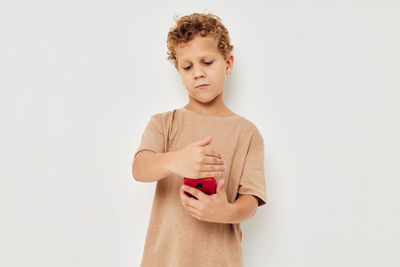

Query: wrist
left=224, top=202, right=234, bottom=224
left=164, top=151, right=176, bottom=176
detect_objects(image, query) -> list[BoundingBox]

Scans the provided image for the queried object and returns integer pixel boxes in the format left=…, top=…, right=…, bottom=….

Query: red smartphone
left=183, top=177, right=217, bottom=199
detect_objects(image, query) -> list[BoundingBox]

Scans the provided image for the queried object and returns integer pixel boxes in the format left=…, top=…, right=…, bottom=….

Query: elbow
left=250, top=206, right=257, bottom=218
left=249, top=196, right=259, bottom=218
left=132, top=158, right=142, bottom=182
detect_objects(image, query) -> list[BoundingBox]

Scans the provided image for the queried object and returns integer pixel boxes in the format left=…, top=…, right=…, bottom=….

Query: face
left=175, top=35, right=234, bottom=104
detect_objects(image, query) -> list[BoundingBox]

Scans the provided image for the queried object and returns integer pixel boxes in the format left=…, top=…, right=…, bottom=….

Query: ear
left=225, top=54, right=234, bottom=75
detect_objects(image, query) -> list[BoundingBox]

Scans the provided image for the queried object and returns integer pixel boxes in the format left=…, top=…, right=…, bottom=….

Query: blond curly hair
left=167, top=12, right=234, bottom=70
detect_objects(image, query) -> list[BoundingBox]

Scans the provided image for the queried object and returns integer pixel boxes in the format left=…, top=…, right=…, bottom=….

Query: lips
left=195, top=84, right=209, bottom=88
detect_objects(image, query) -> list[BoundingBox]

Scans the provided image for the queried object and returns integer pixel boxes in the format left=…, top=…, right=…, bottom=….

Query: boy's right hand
left=169, top=136, right=226, bottom=179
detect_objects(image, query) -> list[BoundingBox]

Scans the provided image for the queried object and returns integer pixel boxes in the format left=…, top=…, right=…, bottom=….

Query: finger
left=196, top=136, right=212, bottom=147
left=202, top=155, right=225, bottom=166
left=182, top=185, right=206, bottom=201
left=180, top=185, right=201, bottom=207
left=185, top=197, right=201, bottom=210
left=202, top=147, right=222, bottom=159
left=187, top=205, right=200, bottom=218
left=216, top=179, right=225, bottom=193
left=197, top=171, right=223, bottom=178
left=198, top=162, right=225, bottom=173
left=179, top=186, right=188, bottom=203
left=180, top=185, right=195, bottom=201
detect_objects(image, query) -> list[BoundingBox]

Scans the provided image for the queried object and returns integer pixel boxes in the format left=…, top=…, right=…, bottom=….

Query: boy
left=132, top=12, right=267, bottom=267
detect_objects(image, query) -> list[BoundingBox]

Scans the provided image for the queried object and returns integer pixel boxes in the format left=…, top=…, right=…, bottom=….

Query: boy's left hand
left=179, top=179, right=230, bottom=223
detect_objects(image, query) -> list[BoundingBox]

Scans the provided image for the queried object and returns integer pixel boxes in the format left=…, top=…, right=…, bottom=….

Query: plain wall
left=1, top=0, right=399, bottom=266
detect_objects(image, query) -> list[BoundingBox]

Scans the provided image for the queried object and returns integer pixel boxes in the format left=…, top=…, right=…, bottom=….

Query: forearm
left=132, top=151, right=174, bottom=182
left=226, top=194, right=258, bottom=224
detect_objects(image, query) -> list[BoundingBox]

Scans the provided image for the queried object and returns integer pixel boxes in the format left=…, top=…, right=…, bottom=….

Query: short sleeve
left=134, top=114, right=165, bottom=159
left=238, top=129, right=267, bottom=206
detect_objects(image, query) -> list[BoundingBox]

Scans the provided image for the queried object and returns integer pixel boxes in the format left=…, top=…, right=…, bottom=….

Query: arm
left=133, top=136, right=225, bottom=183
left=226, top=194, right=259, bottom=224
left=132, top=150, right=175, bottom=182
left=179, top=180, right=259, bottom=224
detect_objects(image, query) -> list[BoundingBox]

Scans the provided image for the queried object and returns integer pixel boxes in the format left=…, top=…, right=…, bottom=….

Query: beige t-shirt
left=134, top=107, right=267, bottom=267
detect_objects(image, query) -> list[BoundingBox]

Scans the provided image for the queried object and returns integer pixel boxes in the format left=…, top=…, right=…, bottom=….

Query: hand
left=179, top=178, right=231, bottom=223
left=169, top=136, right=226, bottom=178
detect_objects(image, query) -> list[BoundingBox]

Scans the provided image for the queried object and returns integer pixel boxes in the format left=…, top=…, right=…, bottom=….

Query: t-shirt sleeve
left=238, top=128, right=267, bottom=206
left=134, top=114, right=165, bottom=159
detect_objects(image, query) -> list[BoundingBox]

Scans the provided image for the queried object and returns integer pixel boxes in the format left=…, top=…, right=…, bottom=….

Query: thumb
left=216, top=179, right=225, bottom=193
left=196, top=136, right=212, bottom=147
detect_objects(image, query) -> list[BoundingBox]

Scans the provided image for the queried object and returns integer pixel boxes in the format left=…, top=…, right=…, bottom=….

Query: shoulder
left=146, top=108, right=180, bottom=133
left=149, top=108, right=178, bottom=122
left=235, top=116, right=264, bottom=142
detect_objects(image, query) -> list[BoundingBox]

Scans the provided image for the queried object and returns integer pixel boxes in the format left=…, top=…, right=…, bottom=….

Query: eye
left=182, top=61, right=213, bottom=71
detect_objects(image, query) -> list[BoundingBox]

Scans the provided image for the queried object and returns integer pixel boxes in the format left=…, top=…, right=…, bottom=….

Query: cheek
left=213, top=69, right=226, bottom=83
left=214, top=65, right=226, bottom=76
left=180, top=74, right=190, bottom=84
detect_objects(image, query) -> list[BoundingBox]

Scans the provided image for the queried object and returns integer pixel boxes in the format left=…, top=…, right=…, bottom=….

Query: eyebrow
left=180, top=54, right=215, bottom=64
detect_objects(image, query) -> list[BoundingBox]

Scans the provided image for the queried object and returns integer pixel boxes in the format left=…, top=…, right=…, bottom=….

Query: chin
left=188, top=87, right=223, bottom=102
left=193, top=94, right=220, bottom=104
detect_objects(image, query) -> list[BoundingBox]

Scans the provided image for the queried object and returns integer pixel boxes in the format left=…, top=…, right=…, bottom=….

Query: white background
left=1, top=1, right=399, bottom=266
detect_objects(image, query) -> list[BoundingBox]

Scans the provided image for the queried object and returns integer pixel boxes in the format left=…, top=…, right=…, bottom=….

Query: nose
left=193, top=65, right=206, bottom=79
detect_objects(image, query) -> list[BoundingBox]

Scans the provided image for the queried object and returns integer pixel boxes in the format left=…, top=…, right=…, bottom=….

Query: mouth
left=195, top=84, right=210, bottom=89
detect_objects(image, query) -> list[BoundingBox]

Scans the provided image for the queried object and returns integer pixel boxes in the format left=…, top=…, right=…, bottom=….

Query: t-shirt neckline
left=181, top=107, right=240, bottom=119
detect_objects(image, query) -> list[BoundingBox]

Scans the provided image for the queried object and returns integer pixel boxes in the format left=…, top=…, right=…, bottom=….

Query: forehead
left=175, top=36, right=220, bottom=62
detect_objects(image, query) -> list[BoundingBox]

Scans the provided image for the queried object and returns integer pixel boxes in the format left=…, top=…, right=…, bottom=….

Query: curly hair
left=166, top=12, right=234, bottom=70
